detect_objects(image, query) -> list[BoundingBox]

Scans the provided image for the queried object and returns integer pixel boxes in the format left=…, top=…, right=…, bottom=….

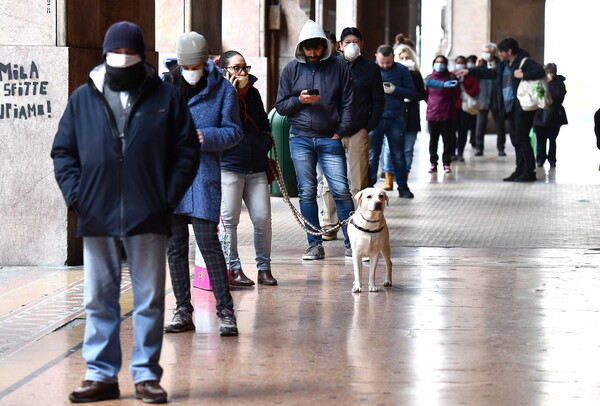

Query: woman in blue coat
left=164, top=32, right=243, bottom=336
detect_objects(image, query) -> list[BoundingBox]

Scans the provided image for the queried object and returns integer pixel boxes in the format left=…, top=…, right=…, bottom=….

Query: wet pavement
left=1, top=119, right=600, bottom=405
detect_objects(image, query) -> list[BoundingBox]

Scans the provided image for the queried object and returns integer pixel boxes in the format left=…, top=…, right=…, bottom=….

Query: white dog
left=347, top=188, right=392, bottom=292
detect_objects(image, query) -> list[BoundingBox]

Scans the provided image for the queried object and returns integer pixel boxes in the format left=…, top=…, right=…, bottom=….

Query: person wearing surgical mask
left=533, top=63, right=568, bottom=167
left=473, top=42, right=506, bottom=157
left=393, top=44, right=426, bottom=184
left=452, top=55, right=479, bottom=162
left=424, top=55, right=461, bottom=173
left=53, top=21, right=200, bottom=403
left=163, top=32, right=244, bottom=338
left=217, top=50, right=277, bottom=287
left=317, top=27, right=385, bottom=241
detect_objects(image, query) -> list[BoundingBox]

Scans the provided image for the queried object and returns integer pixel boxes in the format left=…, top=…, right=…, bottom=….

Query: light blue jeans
left=220, top=170, right=272, bottom=271
left=82, top=234, right=168, bottom=384
left=290, top=136, right=354, bottom=248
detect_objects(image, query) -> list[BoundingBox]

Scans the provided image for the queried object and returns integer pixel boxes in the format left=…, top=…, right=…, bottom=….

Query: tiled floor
left=1, top=120, right=600, bottom=405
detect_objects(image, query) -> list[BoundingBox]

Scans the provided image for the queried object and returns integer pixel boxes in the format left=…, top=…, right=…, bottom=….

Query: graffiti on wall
left=0, top=61, right=52, bottom=120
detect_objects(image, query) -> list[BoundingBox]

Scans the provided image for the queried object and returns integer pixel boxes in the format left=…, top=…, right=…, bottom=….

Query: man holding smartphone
left=275, top=19, right=355, bottom=260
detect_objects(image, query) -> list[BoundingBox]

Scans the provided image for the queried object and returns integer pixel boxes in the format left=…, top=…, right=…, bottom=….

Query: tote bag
left=516, top=58, right=552, bottom=111
left=461, top=83, right=480, bottom=115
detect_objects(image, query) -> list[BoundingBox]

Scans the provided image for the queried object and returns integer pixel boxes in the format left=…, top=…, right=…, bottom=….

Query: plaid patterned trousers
left=167, top=215, right=234, bottom=313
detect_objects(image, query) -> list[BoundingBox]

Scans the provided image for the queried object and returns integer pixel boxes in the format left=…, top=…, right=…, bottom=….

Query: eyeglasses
left=226, top=65, right=251, bottom=74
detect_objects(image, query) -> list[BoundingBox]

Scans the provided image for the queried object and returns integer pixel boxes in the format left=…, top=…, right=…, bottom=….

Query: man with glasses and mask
left=275, top=20, right=354, bottom=260
left=318, top=27, right=385, bottom=244
left=51, top=21, right=199, bottom=403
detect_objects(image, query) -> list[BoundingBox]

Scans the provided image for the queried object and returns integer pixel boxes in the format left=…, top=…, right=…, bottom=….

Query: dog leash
left=267, top=133, right=351, bottom=237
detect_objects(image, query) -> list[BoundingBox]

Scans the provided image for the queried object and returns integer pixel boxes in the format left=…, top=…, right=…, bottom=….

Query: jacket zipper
left=91, top=81, right=143, bottom=238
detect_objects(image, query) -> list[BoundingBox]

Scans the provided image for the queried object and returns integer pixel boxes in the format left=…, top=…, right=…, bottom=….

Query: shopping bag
left=516, top=58, right=552, bottom=111
left=193, top=219, right=231, bottom=290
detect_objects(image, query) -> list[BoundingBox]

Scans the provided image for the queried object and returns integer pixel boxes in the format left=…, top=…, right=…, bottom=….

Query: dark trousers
left=167, top=215, right=234, bottom=313
left=506, top=109, right=536, bottom=176
left=455, top=109, right=473, bottom=156
left=428, top=120, right=455, bottom=166
left=535, top=125, right=561, bottom=166
left=475, top=108, right=506, bottom=152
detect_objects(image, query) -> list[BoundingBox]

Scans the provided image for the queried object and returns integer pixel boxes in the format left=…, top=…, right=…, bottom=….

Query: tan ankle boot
left=383, top=173, right=394, bottom=190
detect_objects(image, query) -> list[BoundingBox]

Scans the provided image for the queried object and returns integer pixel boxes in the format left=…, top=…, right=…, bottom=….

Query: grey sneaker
left=217, top=309, right=238, bottom=336
left=302, top=243, right=325, bottom=260
left=164, top=307, right=195, bottom=333
left=344, top=247, right=353, bottom=258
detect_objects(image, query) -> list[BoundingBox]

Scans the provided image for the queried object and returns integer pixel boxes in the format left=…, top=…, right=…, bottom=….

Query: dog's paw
left=368, top=285, right=379, bottom=292
left=383, top=280, right=392, bottom=287
left=352, top=282, right=362, bottom=293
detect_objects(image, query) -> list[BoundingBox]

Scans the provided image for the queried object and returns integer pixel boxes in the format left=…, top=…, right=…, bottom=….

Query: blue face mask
left=433, top=62, right=445, bottom=72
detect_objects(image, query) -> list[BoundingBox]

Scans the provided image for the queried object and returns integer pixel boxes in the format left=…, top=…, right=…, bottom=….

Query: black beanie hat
left=102, top=21, right=146, bottom=59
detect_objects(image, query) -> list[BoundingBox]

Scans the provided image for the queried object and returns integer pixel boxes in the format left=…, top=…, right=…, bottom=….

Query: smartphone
left=306, top=89, right=320, bottom=95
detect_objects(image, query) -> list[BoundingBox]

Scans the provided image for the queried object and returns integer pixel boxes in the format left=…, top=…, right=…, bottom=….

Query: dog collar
left=349, top=217, right=386, bottom=233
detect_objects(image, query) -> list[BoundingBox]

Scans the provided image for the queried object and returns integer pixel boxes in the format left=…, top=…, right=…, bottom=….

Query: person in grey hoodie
left=275, top=20, right=354, bottom=261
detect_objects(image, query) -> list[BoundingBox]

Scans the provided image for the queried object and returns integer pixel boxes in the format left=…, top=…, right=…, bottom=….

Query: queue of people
left=51, top=19, right=567, bottom=404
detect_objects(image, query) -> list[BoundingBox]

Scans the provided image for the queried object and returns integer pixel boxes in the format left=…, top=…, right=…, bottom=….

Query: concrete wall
left=0, top=48, right=70, bottom=265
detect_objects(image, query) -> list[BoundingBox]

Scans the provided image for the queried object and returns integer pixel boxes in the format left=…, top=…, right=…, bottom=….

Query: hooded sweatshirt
left=275, top=20, right=354, bottom=138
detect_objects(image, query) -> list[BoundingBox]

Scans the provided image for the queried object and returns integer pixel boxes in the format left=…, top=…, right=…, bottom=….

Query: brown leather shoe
left=69, top=380, right=120, bottom=403
left=230, top=268, right=255, bottom=286
left=257, top=270, right=278, bottom=285
left=135, top=380, right=167, bottom=404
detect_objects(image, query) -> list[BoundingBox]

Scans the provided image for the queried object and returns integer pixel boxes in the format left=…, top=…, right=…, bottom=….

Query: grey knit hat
left=176, top=32, right=208, bottom=66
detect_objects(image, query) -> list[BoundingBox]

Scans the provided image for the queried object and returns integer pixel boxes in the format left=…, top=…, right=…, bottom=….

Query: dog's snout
left=374, top=201, right=382, bottom=210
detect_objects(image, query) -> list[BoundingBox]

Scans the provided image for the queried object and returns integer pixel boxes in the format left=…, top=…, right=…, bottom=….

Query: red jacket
left=425, top=70, right=461, bottom=121
left=454, top=73, right=479, bottom=109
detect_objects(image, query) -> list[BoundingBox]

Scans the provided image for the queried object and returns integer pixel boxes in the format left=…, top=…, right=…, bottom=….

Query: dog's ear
left=354, top=190, right=363, bottom=206
left=384, top=191, right=389, bottom=206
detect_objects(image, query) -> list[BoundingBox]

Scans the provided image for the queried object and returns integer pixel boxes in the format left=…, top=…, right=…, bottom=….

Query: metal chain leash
left=267, top=133, right=351, bottom=236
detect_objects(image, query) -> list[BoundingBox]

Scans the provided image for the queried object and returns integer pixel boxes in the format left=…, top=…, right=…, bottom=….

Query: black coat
left=533, top=75, right=568, bottom=127
left=344, top=56, right=385, bottom=134
left=405, top=69, right=426, bottom=132
left=51, top=64, right=199, bottom=237
left=221, top=76, right=273, bottom=173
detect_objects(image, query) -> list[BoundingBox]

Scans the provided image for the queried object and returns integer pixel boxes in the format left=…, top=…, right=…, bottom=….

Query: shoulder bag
left=461, top=83, right=480, bottom=115
left=516, top=58, right=553, bottom=111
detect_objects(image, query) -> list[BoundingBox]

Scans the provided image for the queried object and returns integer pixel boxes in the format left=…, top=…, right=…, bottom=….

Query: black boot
left=257, top=270, right=278, bottom=285
left=230, top=269, right=255, bottom=286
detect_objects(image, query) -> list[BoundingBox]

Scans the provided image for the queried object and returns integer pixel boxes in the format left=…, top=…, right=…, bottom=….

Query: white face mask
left=181, top=68, right=203, bottom=86
left=105, top=52, right=142, bottom=68
left=343, top=43, right=361, bottom=61
left=547, top=73, right=554, bottom=81
left=482, top=52, right=491, bottom=62
left=467, top=62, right=476, bottom=69
left=455, top=63, right=466, bottom=71
left=399, top=59, right=415, bottom=71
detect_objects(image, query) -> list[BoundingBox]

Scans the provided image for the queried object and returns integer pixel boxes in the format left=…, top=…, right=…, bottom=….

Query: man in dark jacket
left=474, top=42, right=506, bottom=157
left=275, top=19, right=354, bottom=260
left=51, top=21, right=199, bottom=404
left=320, top=26, right=385, bottom=241
left=462, top=37, right=545, bottom=182
left=369, top=44, right=416, bottom=197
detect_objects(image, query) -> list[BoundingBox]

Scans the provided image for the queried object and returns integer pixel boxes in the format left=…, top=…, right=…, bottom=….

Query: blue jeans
left=290, top=136, right=354, bottom=248
left=404, top=131, right=418, bottom=173
left=221, top=170, right=272, bottom=271
left=82, top=234, right=168, bottom=384
left=369, top=118, right=408, bottom=188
